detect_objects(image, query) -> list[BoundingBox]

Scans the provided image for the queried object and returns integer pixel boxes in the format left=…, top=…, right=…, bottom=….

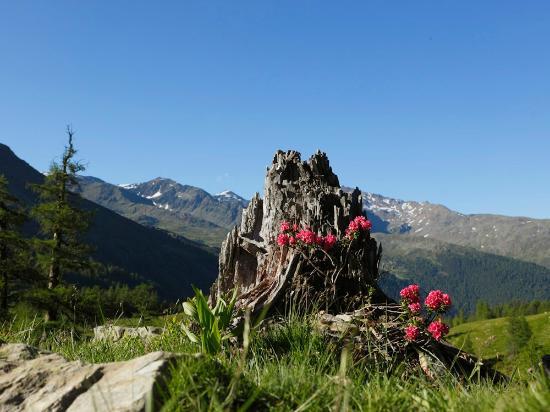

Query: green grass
left=2, top=314, right=549, bottom=411
left=448, top=313, right=550, bottom=375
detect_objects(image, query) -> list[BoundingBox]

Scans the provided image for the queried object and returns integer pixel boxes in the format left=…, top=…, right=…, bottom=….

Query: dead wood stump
left=209, top=149, right=507, bottom=381
left=212, top=150, right=385, bottom=315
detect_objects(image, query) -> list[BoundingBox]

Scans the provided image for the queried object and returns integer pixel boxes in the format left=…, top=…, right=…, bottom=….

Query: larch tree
left=0, top=175, right=27, bottom=314
left=31, top=127, right=92, bottom=321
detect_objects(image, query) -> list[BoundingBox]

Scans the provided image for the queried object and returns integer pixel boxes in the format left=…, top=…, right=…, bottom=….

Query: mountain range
left=78, top=176, right=550, bottom=270
left=359, top=191, right=550, bottom=269
left=0, top=144, right=218, bottom=300
left=77, top=176, right=247, bottom=248
left=77, top=176, right=550, bottom=313
left=2, top=142, right=549, bottom=312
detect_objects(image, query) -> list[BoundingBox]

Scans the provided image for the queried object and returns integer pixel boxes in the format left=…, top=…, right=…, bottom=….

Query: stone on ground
left=0, top=343, right=176, bottom=412
left=93, top=325, right=165, bottom=342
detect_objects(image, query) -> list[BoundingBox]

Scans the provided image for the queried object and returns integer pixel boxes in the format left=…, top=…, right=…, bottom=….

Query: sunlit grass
left=1, top=314, right=549, bottom=411
left=448, top=312, right=550, bottom=375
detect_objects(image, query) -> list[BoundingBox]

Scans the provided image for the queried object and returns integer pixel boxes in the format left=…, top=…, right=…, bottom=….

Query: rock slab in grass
left=93, top=325, right=165, bottom=342
left=0, top=343, right=176, bottom=412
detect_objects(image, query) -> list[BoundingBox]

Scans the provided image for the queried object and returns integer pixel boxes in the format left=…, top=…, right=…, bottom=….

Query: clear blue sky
left=1, top=1, right=549, bottom=218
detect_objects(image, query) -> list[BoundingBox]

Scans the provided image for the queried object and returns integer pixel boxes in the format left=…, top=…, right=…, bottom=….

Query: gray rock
left=93, top=325, right=165, bottom=342
left=0, top=343, right=176, bottom=412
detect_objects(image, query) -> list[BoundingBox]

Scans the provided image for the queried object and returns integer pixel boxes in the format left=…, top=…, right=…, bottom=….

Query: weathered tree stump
left=211, top=149, right=507, bottom=382
left=212, top=150, right=384, bottom=315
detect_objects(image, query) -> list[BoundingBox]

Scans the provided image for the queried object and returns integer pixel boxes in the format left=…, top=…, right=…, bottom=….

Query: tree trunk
left=45, top=229, right=61, bottom=322
left=212, top=150, right=384, bottom=315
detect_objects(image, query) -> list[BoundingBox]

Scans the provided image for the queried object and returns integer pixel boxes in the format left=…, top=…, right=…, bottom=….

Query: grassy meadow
left=447, top=312, right=550, bottom=376
left=1, top=311, right=549, bottom=412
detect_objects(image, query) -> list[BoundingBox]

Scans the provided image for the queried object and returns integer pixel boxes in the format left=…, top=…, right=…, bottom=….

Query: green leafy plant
left=181, top=285, right=237, bottom=354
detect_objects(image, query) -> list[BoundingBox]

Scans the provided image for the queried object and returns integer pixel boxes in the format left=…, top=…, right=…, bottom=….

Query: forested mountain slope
left=0, top=143, right=218, bottom=300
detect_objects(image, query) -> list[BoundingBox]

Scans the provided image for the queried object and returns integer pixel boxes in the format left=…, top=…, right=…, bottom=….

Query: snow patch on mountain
left=146, top=190, right=163, bottom=199
left=215, top=190, right=246, bottom=203
left=119, top=183, right=138, bottom=190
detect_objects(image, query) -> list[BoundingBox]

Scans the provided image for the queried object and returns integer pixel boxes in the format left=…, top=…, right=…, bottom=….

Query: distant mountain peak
left=118, top=183, right=138, bottom=190
left=215, top=190, right=246, bottom=203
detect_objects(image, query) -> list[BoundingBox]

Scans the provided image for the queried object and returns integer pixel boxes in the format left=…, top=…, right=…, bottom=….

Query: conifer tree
left=506, top=314, right=532, bottom=355
left=31, top=127, right=91, bottom=321
left=0, top=175, right=27, bottom=313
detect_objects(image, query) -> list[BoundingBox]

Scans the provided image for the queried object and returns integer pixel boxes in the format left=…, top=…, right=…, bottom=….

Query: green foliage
left=378, top=236, right=550, bottom=315
left=451, top=309, right=466, bottom=326
left=473, top=300, right=493, bottom=321
left=0, top=174, right=33, bottom=314
left=16, top=283, right=159, bottom=325
left=30, top=128, right=93, bottom=288
left=2, top=314, right=550, bottom=411
left=507, top=315, right=533, bottom=355
left=462, top=333, right=475, bottom=354
left=448, top=313, right=549, bottom=375
left=453, top=299, right=550, bottom=324
left=181, top=286, right=237, bottom=354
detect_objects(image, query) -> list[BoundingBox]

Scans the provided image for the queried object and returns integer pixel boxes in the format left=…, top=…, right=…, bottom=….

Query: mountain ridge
left=0, top=143, right=218, bottom=300
left=353, top=189, right=550, bottom=269
left=79, top=173, right=550, bottom=269
left=78, top=176, right=247, bottom=247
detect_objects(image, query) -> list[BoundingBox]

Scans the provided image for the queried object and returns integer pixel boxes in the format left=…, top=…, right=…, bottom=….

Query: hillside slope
left=0, top=143, right=218, bottom=300
left=74, top=172, right=550, bottom=312
left=447, top=313, right=550, bottom=374
left=77, top=176, right=229, bottom=247
left=358, top=190, right=550, bottom=268
left=377, top=233, right=550, bottom=314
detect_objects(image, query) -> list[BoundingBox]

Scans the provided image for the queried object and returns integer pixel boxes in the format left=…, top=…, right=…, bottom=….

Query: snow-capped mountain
left=120, top=178, right=249, bottom=228
left=360, top=191, right=550, bottom=268
left=78, top=176, right=248, bottom=247
left=78, top=175, right=550, bottom=268
left=214, top=190, right=247, bottom=203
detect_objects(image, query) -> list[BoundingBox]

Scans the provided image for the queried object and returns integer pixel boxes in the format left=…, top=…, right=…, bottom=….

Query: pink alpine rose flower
left=404, top=325, right=420, bottom=342
left=442, top=293, right=452, bottom=308
left=277, top=233, right=290, bottom=246
left=322, top=234, right=337, bottom=251
left=408, top=302, right=421, bottom=314
left=289, top=236, right=296, bottom=246
left=345, top=216, right=372, bottom=238
left=280, top=221, right=291, bottom=233
left=427, top=319, right=449, bottom=341
left=399, top=284, right=420, bottom=304
left=425, top=290, right=451, bottom=312
left=355, top=215, right=372, bottom=230
left=296, top=229, right=317, bottom=245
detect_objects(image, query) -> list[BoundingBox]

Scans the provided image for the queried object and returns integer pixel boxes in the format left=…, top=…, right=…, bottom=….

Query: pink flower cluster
left=404, top=325, right=420, bottom=342
left=296, top=229, right=317, bottom=245
left=399, top=284, right=420, bottom=304
left=345, top=215, right=372, bottom=239
left=427, top=319, right=449, bottom=341
left=323, top=234, right=337, bottom=251
left=277, top=221, right=337, bottom=251
left=424, top=290, right=452, bottom=312
left=399, top=284, right=452, bottom=342
left=408, top=302, right=421, bottom=314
